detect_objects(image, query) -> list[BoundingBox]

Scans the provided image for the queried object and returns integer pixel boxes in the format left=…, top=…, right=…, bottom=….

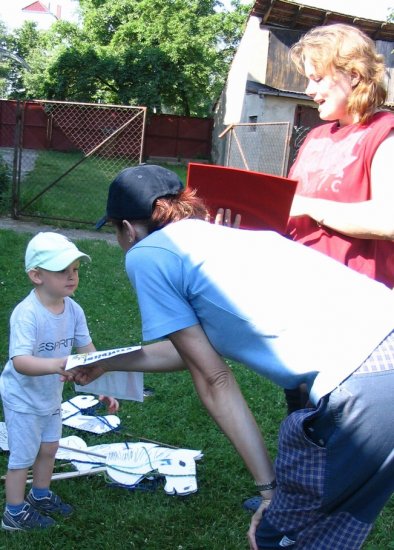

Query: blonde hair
left=290, top=24, right=387, bottom=123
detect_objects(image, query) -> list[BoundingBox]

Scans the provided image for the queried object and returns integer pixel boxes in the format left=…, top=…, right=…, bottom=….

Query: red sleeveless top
left=287, top=111, right=394, bottom=288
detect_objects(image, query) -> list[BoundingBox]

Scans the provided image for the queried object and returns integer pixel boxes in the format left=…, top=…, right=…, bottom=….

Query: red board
left=187, top=163, right=298, bottom=234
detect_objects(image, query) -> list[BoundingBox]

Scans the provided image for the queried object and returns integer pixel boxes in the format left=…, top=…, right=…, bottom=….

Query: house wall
left=376, top=40, right=394, bottom=105
left=212, top=15, right=270, bottom=165
left=1, top=0, right=80, bottom=31
left=211, top=87, right=228, bottom=166
left=240, top=93, right=309, bottom=125
left=240, top=95, right=316, bottom=173
left=265, top=28, right=307, bottom=92
left=212, top=10, right=394, bottom=166
left=222, top=16, right=269, bottom=125
left=211, top=15, right=315, bottom=165
left=241, top=92, right=265, bottom=123
left=213, top=84, right=314, bottom=166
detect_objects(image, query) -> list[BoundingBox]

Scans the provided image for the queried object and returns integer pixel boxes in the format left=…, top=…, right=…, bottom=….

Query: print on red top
left=287, top=111, right=394, bottom=287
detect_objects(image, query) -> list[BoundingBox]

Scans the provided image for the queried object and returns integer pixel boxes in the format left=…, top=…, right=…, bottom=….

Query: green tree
left=0, top=21, right=12, bottom=97
left=5, top=21, right=40, bottom=99
left=0, top=20, right=31, bottom=98
left=15, top=0, right=251, bottom=116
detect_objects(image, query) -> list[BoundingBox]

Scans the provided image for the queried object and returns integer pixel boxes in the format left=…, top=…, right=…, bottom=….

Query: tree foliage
left=3, top=0, right=251, bottom=116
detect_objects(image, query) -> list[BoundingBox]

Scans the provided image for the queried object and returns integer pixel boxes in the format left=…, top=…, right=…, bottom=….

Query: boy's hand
left=54, top=357, right=68, bottom=375
left=99, top=395, right=120, bottom=414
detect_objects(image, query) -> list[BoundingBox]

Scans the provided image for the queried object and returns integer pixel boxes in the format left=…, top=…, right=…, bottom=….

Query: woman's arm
left=290, top=131, right=394, bottom=240
left=69, top=340, right=186, bottom=385
left=70, top=327, right=275, bottom=482
left=69, top=329, right=275, bottom=503
left=168, top=325, right=275, bottom=489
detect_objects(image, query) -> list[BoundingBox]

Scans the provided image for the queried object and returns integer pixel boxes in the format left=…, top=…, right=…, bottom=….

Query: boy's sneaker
left=26, top=490, right=73, bottom=517
left=2, top=503, right=56, bottom=531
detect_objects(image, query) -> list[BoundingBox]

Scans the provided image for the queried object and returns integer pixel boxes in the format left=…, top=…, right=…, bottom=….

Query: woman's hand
left=214, top=208, right=242, bottom=228
left=68, top=363, right=106, bottom=386
left=247, top=498, right=273, bottom=550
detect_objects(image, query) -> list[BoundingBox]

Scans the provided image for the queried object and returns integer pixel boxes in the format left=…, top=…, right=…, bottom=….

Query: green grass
left=11, top=150, right=188, bottom=228
left=0, top=229, right=392, bottom=549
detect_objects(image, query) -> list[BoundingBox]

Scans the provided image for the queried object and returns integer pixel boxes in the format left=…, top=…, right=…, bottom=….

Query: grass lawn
left=0, top=229, right=392, bottom=549
left=5, top=150, right=189, bottom=228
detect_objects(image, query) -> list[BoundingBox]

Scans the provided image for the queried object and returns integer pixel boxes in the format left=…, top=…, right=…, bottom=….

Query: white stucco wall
left=222, top=15, right=269, bottom=125
left=241, top=93, right=314, bottom=126
left=241, top=93, right=265, bottom=123
left=261, top=96, right=298, bottom=124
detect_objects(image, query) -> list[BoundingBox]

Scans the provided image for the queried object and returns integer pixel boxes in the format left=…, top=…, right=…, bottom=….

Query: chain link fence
left=220, top=122, right=292, bottom=176
left=0, top=100, right=146, bottom=227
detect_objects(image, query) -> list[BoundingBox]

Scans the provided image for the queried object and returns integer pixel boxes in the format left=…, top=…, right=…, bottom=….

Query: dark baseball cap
left=96, top=164, right=183, bottom=229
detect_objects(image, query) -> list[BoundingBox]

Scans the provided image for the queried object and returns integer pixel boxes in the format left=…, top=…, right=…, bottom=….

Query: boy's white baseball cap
left=25, top=232, right=91, bottom=272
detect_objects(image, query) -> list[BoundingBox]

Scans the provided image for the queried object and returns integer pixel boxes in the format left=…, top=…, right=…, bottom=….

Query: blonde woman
left=288, top=23, right=394, bottom=288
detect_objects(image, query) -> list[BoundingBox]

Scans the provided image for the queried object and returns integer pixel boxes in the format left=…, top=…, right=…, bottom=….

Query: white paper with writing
left=66, top=346, right=144, bottom=401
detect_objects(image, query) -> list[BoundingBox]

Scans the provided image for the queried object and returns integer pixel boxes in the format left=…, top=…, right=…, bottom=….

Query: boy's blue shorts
left=3, top=407, right=62, bottom=469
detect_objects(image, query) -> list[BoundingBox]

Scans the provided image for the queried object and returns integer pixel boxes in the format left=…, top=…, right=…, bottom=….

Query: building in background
left=0, top=0, right=80, bottom=31
left=212, top=0, right=394, bottom=173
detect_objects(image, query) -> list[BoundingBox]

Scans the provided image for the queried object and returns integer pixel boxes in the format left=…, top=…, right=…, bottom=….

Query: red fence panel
left=144, top=114, right=213, bottom=160
left=0, top=101, right=213, bottom=161
left=0, top=100, right=18, bottom=147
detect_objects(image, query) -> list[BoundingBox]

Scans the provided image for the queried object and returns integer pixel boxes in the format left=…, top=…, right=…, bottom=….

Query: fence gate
left=0, top=99, right=146, bottom=226
left=219, top=122, right=292, bottom=176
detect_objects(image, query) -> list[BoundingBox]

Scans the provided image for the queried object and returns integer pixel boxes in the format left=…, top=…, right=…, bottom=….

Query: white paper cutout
left=104, top=444, right=202, bottom=495
left=56, top=435, right=203, bottom=495
left=150, top=447, right=199, bottom=496
left=2, top=423, right=202, bottom=495
left=0, top=422, right=9, bottom=451
left=62, top=414, right=121, bottom=435
left=61, top=395, right=120, bottom=434
left=61, top=394, right=99, bottom=420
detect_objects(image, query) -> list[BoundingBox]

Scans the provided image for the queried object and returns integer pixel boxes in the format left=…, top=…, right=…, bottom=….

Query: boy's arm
left=12, top=355, right=67, bottom=376
left=75, top=342, right=96, bottom=354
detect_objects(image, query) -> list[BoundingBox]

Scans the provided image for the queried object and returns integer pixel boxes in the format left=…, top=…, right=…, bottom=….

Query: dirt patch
left=0, top=147, right=39, bottom=179
left=0, top=216, right=117, bottom=245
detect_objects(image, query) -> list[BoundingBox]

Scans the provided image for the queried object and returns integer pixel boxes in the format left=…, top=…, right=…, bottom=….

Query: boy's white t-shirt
left=0, top=289, right=91, bottom=415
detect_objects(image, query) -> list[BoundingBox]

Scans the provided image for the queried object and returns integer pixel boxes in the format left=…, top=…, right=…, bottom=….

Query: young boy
left=0, top=232, right=118, bottom=531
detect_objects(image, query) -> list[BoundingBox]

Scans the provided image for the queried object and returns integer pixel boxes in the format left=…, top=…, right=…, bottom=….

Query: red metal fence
left=144, top=113, right=213, bottom=160
left=0, top=100, right=213, bottom=161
